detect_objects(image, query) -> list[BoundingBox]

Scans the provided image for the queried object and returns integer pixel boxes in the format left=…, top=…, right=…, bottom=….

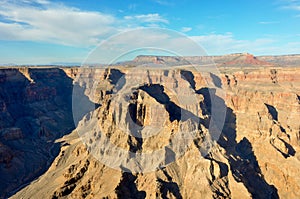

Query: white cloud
left=152, top=0, right=173, bottom=6
left=128, top=4, right=137, bottom=11
left=189, top=33, right=281, bottom=55
left=259, top=21, right=280, bottom=24
left=124, top=14, right=169, bottom=24
left=0, top=0, right=299, bottom=64
left=20, top=0, right=50, bottom=4
left=0, top=1, right=168, bottom=47
left=84, top=28, right=207, bottom=64
left=279, top=0, right=300, bottom=10
left=0, top=1, right=119, bottom=46
left=85, top=30, right=297, bottom=64
left=282, top=4, right=300, bottom=10
left=181, top=27, right=192, bottom=33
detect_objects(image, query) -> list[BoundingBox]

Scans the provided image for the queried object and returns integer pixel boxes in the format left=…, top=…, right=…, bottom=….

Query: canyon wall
left=0, top=68, right=76, bottom=198
left=8, top=65, right=300, bottom=199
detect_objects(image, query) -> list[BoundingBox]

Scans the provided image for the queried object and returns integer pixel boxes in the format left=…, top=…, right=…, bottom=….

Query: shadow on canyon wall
left=115, top=70, right=279, bottom=199
left=0, top=68, right=95, bottom=198
left=0, top=68, right=281, bottom=199
left=181, top=70, right=279, bottom=198
left=198, top=84, right=279, bottom=198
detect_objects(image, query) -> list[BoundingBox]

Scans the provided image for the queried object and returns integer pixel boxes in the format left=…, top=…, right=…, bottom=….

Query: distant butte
left=119, top=53, right=278, bottom=68
left=221, top=53, right=274, bottom=67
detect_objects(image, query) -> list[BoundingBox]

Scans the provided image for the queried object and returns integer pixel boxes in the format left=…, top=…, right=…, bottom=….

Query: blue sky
left=0, top=0, right=299, bottom=64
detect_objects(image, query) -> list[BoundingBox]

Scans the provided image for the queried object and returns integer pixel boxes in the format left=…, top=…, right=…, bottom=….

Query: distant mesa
left=2, top=53, right=300, bottom=68
left=129, top=55, right=190, bottom=67
left=221, top=53, right=274, bottom=67
left=133, top=55, right=166, bottom=64
left=125, top=53, right=275, bottom=67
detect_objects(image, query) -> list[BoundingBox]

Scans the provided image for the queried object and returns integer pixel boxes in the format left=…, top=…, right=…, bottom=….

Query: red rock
left=222, top=53, right=274, bottom=67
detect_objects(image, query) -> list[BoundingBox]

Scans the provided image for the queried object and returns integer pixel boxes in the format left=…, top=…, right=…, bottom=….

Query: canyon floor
left=0, top=53, right=300, bottom=199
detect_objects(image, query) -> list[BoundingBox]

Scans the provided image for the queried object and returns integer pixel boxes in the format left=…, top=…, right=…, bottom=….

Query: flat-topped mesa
left=121, top=53, right=277, bottom=67
left=132, top=55, right=190, bottom=66
left=131, top=55, right=229, bottom=66
left=259, top=54, right=300, bottom=66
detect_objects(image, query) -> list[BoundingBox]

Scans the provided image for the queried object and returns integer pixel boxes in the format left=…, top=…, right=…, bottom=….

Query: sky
left=0, top=0, right=300, bottom=64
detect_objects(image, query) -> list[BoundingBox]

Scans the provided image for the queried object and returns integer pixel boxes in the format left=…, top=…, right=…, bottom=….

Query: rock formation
left=0, top=68, right=75, bottom=198
left=259, top=54, right=300, bottom=66
left=0, top=54, right=299, bottom=199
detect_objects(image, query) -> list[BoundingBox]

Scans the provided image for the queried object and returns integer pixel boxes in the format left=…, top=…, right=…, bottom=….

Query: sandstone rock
left=4, top=61, right=300, bottom=198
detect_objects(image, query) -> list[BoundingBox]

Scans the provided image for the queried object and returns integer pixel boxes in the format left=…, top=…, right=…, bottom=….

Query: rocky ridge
left=0, top=68, right=76, bottom=198
left=10, top=62, right=300, bottom=199
left=120, top=53, right=295, bottom=67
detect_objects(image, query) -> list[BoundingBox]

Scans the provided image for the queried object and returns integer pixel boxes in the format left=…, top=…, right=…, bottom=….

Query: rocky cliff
left=0, top=68, right=76, bottom=198
left=8, top=62, right=300, bottom=199
left=119, top=53, right=300, bottom=68
left=259, top=54, right=300, bottom=66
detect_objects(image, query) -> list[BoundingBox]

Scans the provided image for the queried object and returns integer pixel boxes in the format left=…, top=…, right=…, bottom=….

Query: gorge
left=0, top=54, right=299, bottom=199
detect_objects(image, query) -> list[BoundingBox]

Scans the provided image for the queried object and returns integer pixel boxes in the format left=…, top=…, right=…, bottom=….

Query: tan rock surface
left=10, top=64, right=300, bottom=199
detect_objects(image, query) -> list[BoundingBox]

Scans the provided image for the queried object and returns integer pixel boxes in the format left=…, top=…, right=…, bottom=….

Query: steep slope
left=220, top=67, right=300, bottom=198
left=220, top=53, right=274, bottom=67
left=12, top=66, right=300, bottom=199
left=0, top=68, right=77, bottom=198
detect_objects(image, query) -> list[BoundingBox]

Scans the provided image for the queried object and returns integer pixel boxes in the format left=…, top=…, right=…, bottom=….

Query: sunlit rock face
left=2, top=54, right=300, bottom=199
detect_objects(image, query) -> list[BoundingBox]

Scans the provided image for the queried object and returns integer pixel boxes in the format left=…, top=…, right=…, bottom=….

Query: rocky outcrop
left=0, top=128, right=23, bottom=141
left=130, top=53, right=300, bottom=68
left=221, top=53, right=274, bottom=67
left=9, top=64, right=300, bottom=199
left=119, top=53, right=278, bottom=68
left=0, top=52, right=298, bottom=199
left=220, top=67, right=300, bottom=198
left=0, top=141, right=13, bottom=165
left=0, top=68, right=76, bottom=198
left=259, top=54, right=300, bottom=66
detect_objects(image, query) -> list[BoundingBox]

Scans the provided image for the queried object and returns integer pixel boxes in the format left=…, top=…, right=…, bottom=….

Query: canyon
left=0, top=54, right=299, bottom=198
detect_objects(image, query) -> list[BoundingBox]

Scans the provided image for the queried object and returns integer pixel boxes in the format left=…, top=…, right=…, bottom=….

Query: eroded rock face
left=7, top=64, right=299, bottom=199
left=0, top=68, right=76, bottom=198
left=118, top=53, right=300, bottom=68
left=221, top=53, right=274, bottom=67
left=259, top=54, right=300, bottom=66
left=1, top=128, right=23, bottom=141
left=220, top=67, right=300, bottom=198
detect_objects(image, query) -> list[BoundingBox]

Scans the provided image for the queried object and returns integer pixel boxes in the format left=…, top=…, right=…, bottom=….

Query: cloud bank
left=0, top=0, right=299, bottom=64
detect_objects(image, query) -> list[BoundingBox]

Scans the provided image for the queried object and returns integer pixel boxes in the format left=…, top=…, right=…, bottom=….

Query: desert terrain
left=0, top=53, right=299, bottom=198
